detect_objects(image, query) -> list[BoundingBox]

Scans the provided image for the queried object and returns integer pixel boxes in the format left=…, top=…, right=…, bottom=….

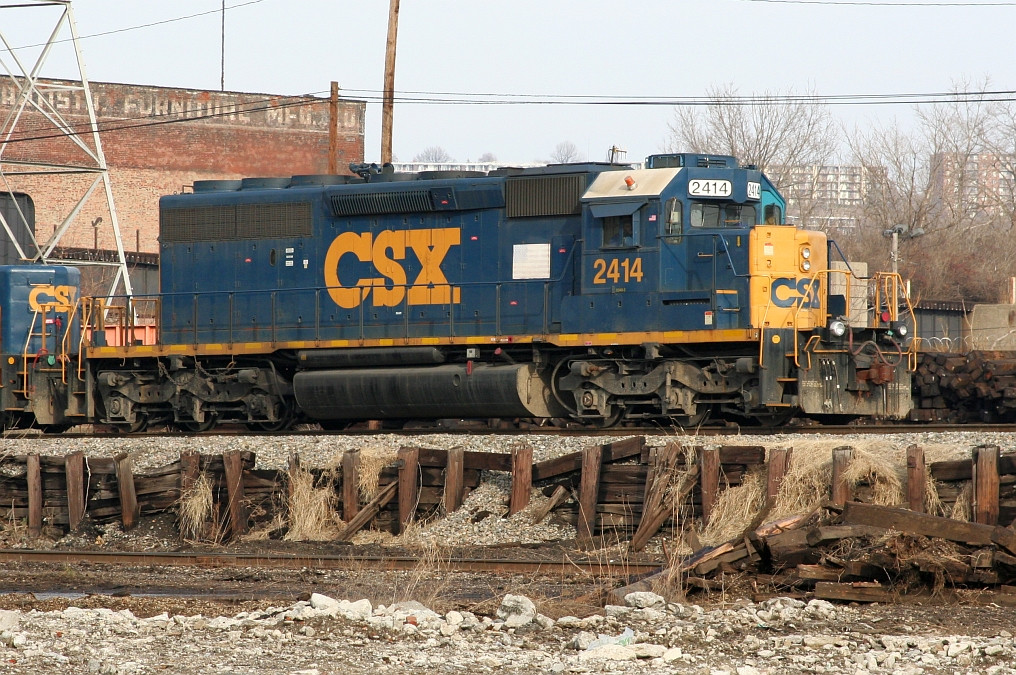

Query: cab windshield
left=690, top=202, right=756, bottom=228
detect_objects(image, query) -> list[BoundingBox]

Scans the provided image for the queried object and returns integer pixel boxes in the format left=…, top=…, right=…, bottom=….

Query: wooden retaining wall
left=2, top=438, right=1014, bottom=548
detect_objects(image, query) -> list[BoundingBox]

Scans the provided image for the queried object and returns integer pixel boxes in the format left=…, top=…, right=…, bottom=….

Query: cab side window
left=602, top=211, right=639, bottom=248
left=764, top=204, right=782, bottom=225
left=691, top=203, right=756, bottom=228
left=664, top=198, right=683, bottom=237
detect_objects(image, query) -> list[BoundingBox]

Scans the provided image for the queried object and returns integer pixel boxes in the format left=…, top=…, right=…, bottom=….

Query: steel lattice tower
left=0, top=0, right=133, bottom=300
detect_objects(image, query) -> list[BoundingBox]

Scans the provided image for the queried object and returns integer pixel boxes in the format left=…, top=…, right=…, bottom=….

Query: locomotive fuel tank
left=293, top=362, right=566, bottom=421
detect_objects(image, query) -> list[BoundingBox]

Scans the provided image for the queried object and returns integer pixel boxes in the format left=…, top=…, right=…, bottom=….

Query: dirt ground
left=0, top=510, right=1013, bottom=641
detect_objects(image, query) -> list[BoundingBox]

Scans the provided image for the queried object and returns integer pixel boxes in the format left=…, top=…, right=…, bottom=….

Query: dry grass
left=357, top=444, right=399, bottom=500
left=769, top=440, right=904, bottom=520
left=387, top=537, right=454, bottom=612
left=178, top=473, right=218, bottom=543
left=950, top=482, right=973, bottom=521
left=242, top=512, right=286, bottom=541
left=698, top=468, right=767, bottom=547
left=284, top=467, right=341, bottom=541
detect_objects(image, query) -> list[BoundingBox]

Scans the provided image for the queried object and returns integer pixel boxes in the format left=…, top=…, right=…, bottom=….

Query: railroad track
left=5, top=422, right=1015, bottom=441
left=0, top=549, right=663, bottom=577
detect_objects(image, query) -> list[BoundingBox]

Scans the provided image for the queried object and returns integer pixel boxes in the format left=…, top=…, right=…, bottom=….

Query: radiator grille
left=505, top=174, right=584, bottom=218
left=161, top=202, right=312, bottom=242
left=236, top=202, right=312, bottom=238
left=328, top=190, right=434, bottom=217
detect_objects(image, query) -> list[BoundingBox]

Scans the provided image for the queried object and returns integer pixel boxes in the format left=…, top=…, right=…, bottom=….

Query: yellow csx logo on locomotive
left=29, top=285, right=77, bottom=312
left=771, top=278, right=822, bottom=309
left=324, top=228, right=461, bottom=309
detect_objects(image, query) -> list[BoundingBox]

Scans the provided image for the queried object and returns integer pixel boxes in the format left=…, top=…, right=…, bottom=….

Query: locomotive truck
left=0, top=154, right=916, bottom=432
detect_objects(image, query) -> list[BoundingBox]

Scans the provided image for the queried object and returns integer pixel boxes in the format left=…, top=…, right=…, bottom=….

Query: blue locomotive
left=0, top=154, right=916, bottom=432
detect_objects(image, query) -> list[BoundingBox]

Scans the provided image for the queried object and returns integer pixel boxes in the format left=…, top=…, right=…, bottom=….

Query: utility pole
left=328, top=81, right=339, bottom=174
left=381, top=0, right=400, bottom=164
left=220, top=0, right=226, bottom=91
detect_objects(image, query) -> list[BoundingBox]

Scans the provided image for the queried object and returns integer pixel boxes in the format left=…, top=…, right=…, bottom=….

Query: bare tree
left=667, top=84, right=837, bottom=172
left=844, top=80, right=1016, bottom=302
left=477, top=152, right=497, bottom=163
left=412, top=146, right=453, bottom=163
left=666, top=84, right=838, bottom=227
left=551, top=141, right=582, bottom=163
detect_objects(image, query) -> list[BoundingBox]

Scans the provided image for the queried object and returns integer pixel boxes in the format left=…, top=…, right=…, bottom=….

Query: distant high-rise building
left=767, top=164, right=873, bottom=229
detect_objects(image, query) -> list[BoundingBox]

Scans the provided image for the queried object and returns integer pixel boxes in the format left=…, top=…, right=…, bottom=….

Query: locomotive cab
left=0, top=265, right=87, bottom=431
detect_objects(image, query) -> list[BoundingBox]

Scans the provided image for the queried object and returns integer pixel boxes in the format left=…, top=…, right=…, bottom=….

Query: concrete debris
left=0, top=592, right=1009, bottom=673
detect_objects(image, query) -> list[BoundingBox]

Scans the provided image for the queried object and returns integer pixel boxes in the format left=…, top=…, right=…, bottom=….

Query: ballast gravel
left=5, top=428, right=1010, bottom=471
left=0, top=592, right=1014, bottom=674
left=2, top=429, right=1016, bottom=673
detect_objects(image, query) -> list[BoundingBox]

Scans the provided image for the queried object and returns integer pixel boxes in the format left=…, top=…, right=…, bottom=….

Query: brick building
left=1, top=78, right=366, bottom=256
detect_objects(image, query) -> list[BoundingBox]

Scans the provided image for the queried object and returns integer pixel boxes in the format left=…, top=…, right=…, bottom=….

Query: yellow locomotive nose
left=749, top=226, right=828, bottom=331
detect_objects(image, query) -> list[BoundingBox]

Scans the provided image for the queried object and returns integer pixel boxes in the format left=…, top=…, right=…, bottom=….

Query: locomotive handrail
left=714, top=232, right=749, bottom=279
left=128, top=240, right=581, bottom=347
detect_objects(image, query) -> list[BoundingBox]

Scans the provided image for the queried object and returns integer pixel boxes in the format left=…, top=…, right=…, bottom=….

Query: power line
left=739, top=0, right=1016, bottom=6
left=2, top=0, right=266, bottom=52
left=4, top=84, right=1016, bottom=147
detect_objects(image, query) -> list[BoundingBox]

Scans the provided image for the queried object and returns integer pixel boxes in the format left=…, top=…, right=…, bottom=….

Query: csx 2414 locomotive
left=1, top=154, right=915, bottom=432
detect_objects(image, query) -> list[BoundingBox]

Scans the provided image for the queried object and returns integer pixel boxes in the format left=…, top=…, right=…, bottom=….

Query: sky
left=3, top=0, right=1016, bottom=166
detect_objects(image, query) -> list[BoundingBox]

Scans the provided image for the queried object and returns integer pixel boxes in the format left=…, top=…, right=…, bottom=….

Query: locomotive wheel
left=247, top=401, right=295, bottom=432
left=177, top=416, right=217, bottom=433
left=670, top=404, right=712, bottom=430
left=752, top=407, right=798, bottom=428
left=588, top=407, right=624, bottom=429
left=125, top=416, right=150, bottom=433
left=39, top=424, right=73, bottom=435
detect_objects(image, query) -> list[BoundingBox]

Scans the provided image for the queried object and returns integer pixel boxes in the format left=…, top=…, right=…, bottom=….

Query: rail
left=0, top=549, right=662, bottom=576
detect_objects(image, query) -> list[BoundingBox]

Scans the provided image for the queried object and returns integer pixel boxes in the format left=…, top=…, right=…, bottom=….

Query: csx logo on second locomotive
left=324, top=228, right=461, bottom=309
left=29, top=284, right=77, bottom=312
left=771, top=277, right=822, bottom=308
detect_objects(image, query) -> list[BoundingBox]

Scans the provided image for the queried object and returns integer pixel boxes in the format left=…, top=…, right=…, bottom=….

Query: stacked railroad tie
left=911, top=350, right=1016, bottom=422
left=614, top=501, right=1016, bottom=604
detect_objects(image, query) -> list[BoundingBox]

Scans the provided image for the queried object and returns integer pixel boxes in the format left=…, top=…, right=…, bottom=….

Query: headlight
left=829, top=320, right=847, bottom=337
left=802, top=260, right=811, bottom=271
left=801, top=247, right=811, bottom=259
left=890, top=321, right=909, bottom=338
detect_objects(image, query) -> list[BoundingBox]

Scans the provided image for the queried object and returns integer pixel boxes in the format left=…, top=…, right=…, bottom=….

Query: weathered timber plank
left=718, top=446, right=766, bottom=465
left=576, top=445, right=603, bottom=545
left=397, top=447, right=419, bottom=533
left=841, top=502, right=1016, bottom=555
left=630, top=458, right=698, bottom=551
left=699, top=447, right=719, bottom=525
left=222, top=451, right=248, bottom=539
left=813, top=581, right=891, bottom=603
left=415, top=447, right=511, bottom=472
left=973, top=445, right=1000, bottom=525
left=444, top=447, right=464, bottom=514
left=805, top=525, right=888, bottom=547
left=765, top=528, right=821, bottom=568
left=341, top=450, right=360, bottom=523
left=65, top=452, right=85, bottom=532
left=114, top=453, right=139, bottom=530
left=27, top=455, right=42, bottom=537
left=531, top=437, right=645, bottom=482
left=336, top=481, right=398, bottom=542
left=795, top=565, right=844, bottom=581
left=831, top=446, right=855, bottom=506
left=509, top=444, right=533, bottom=516
left=767, top=447, right=792, bottom=501
left=530, top=485, right=569, bottom=524
left=906, top=445, right=926, bottom=513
